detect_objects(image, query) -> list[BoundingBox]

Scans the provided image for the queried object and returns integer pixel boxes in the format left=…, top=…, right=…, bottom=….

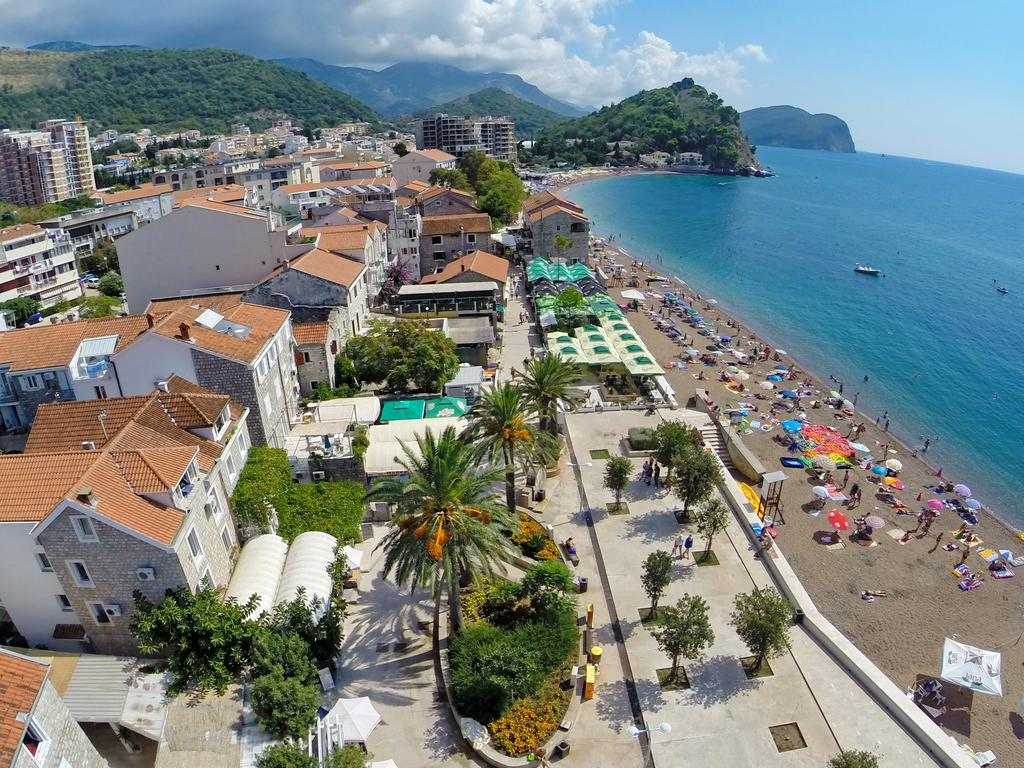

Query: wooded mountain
left=531, top=79, right=756, bottom=170
left=408, top=88, right=564, bottom=134
left=740, top=106, right=855, bottom=152
left=0, top=48, right=380, bottom=133
left=28, top=40, right=147, bottom=52
left=275, top=58, right=588, bottom=118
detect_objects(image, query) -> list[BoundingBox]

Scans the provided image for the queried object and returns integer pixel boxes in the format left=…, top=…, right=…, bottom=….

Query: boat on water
left=854, top=264, right=882, bottom=276
left=996, top=286, right=1009, bottom=294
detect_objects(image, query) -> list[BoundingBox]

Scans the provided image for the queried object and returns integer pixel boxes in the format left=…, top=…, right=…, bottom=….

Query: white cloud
left=0, top=0, right=767, bottom=107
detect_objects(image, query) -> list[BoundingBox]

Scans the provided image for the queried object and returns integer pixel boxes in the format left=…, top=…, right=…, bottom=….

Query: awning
left=290, top=420, right=351, bottom=437
left=78, top=335, right=119, bottom=358
left=365, top=417, right=466, bottom=475
left=380, top=400, right=426, bottom=422
left=59, top=654, right=170, bottom=740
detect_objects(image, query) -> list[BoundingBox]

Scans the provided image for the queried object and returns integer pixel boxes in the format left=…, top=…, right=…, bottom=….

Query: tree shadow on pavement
left=685, top=654, right=761, bottom=708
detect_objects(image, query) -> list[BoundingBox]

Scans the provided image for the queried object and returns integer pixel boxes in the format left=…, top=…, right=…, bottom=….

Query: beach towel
left=952, top=563, right=971, bottom=578
left=991, top=568, right=1014, bottom=579
left=979, top=548, right=999, bottom=562
left=959, top=579, right=984, bottom=591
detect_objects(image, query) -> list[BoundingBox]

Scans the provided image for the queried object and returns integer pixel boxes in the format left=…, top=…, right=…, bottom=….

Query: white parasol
left=621, top=289, right=646, bottom=302
left=939, top=638, right=1002, bottom=696
left=326, top=697, right=382, bottom=743
left=342, top=545, right=364, bottom=570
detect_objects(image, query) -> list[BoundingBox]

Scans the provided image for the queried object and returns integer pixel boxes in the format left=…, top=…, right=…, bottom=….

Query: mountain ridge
left=28, top=40, right=147, bottom=52
left=740, top=105, right=855, bottom=153
left=274, top=57, right=589, bottom=118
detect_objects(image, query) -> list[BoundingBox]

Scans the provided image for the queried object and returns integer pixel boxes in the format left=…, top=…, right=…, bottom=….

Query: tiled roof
left=293, top=322, right=329, bottom=345
left=96, top=183, right=173, bottom=204
left=177, top=198, right=267, bottom=221
left=398, top=180, right=430, bottom=195
left=411, top=149, right=457, bottom=162
left=523, top=190, right=584, bottom=214
left=0, top=223, right=44, bottom=244
left=0, top=452, right=101, bottom=523
left=420, top=213, right=492, bottom=236
left=111, top=447, right=198, bottom=493
left=279, top=178, right=396, bottom=194
left=0, top=316, right=150, bottom=372
left=173, top=184, right=249, bottom=206
left=265, top=248, right=365, bottom=289
left=78, top=453, right=185, bottom=543
left=316, top=224, right=384, bottom=254
left=527, top=204, right=588, bottom=223
left=0, top=648, right=48, bottom=768
left=415, top=186, right=474, bottom=203
left=420, top=251, right=510, bottom=285
left=144, top=295, right=289, bottom=364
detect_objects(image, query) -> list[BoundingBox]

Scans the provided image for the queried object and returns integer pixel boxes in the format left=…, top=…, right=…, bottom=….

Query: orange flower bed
left=509, top=513, right=559, bottom=560
left=487, top=686, right=569, bottom=756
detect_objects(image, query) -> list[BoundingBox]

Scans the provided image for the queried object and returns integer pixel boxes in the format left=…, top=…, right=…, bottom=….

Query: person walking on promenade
left=642, top=458, right=653, bottom=485
left=672, top=534, right=684, bottom=557
left=683, top=534, right=694, bottom=560
left=653, top=463, right=662, bottom=488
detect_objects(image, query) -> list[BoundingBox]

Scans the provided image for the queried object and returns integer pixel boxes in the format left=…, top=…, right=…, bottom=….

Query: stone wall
left=12, top=679, right=108, bottom=768
left=530, top=211, right=588, bottom=264
left=191, top=350, right=265, bottom=444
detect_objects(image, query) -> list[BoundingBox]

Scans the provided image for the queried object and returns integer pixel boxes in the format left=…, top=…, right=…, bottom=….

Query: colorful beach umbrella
left=885, top=459, right=903, bottom=472
left=812, top=455, right=837, bottom=471
left=768, top=374, right=783, bottom=382
left=865, top=515, right=886, bottom=529
left=828, top=509, right=849, bottom=531
left=782, top=420, right=802, bottom=432
left=927, top=499, right=945, bottom=511
left=885, top=478, right=905, bottom=490
left=954, top=484, right=972, bottom=498
left=812, top=486, right=830, bottom=500
left=964, top=498, right=983, bottom=511
left=781, top=390, right=798, bottom=399
left=871, top=465, right=888, bottom=476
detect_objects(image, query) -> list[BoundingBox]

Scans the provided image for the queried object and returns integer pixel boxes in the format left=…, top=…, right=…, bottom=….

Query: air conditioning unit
left=312, top=471, right=326, bottom=481
left=42, top=371, right=56, bottom=380
left=104, top=603, right=123, bottom=617
left=136, top=567, right=156, bottom=582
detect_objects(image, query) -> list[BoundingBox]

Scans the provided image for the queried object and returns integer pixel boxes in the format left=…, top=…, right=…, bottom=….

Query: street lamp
left=628, top=722, right=672, bottom=738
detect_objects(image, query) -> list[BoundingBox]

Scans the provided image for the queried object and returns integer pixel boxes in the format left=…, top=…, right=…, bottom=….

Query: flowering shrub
left=509, top=513, right=559, bottom=560
left=487, top=686, right=570, bottom=756
left=461, top=582, right=495, bottom=624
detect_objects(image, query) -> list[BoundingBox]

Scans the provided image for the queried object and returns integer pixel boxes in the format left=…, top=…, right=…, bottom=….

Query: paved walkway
left=563, top=408, right=941, bottom=768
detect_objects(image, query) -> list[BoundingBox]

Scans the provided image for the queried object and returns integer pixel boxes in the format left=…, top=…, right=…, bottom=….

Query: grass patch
left=768, top=722, right=806, bottom=752
left=740, top=655, right=774, bottom=679
left=694, top=549, right=720, bottom=566
left=637, top=607, right=667, bottom=626
left=656, top=667, right=690, bottom=690
left=606, top=502, right=630, bottom=515
left=589, top=448, right=611, bottom=460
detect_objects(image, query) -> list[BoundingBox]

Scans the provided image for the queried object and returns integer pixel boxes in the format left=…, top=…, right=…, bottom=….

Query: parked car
left=83, top=277, right=100, bottom=289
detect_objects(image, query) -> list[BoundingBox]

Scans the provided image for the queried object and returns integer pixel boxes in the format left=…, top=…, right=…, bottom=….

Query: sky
left=1, top=0, right=1022, bottom=173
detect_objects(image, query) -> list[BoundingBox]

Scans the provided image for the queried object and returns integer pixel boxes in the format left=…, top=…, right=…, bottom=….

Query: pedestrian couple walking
left=672, top=533, right=694, bottom=559
left=642, top=458, right=662, bottom=487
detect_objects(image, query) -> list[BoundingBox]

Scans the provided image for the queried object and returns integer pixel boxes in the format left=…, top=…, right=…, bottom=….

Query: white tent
left=939, top=638, right=1002, bottom=696
left=273, top=531, right=337, bottom=618
left=364, top=417, right=466, bottom=476
left=341, top=544, right=363, bottom=570
left=621, top=288, right=647, bottom=301
left=224, top=534, right=288, bottom=618
left=325, top=697, right=382, bottom=744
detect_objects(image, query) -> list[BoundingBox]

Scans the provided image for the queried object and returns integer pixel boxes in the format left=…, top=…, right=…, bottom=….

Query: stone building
left=523, top=190, right=589, bottom=264
left=0, top=376, right=250, bottom=655
left=418, top=212, right=492, bottom=277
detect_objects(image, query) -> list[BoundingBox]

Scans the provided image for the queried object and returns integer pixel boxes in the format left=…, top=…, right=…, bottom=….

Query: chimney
left=460, top=263, right=466, bottom=272
left=76, top=486, right=92, bottom=503
left=145, top=313, right=155, bottom=328
left=81, top=441, right=96, bottom=450
left=179, top=322, right=191, bottom=340
left=156, top=380, right=170, bottom=393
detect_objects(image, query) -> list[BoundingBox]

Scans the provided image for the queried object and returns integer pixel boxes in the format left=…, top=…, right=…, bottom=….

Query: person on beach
left=842, top=470, right=849, bottom=489
left=862, top=590, right=887, bottom=602
left=884, top=418, right=890, bottom=432
left=848, top=483, right=861, bottom=509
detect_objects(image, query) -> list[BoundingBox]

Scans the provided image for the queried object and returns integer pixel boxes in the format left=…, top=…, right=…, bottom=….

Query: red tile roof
left=96, top=183, right=173, bottom=204
left=173, top=184, right=249, bottom=206
left=0, top=316, right=150, bottom=372
left=527, top=204, right=588, bottom=223
left=0, top=649, right=48, bottom=768
left=0, top=223, right=44, bottom=245
left=420, top=213, right=492, bottom=236
left=420, top=251, right=509, bottom=285
left=293, top=322, right=330, bottom=345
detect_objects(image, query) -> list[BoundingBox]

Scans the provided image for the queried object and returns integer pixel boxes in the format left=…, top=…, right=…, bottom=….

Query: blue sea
left=565, top=147, right=1024, bottom=526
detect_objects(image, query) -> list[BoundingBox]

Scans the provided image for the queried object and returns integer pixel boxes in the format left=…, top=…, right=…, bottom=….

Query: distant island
left=526, top=78, right=757, bottom=172
left=740, top=105, right=855, bottom=153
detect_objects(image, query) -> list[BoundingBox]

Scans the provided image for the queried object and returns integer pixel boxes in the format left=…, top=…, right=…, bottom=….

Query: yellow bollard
left=583, top=663, right=596, bottom=701
left=586, top=602, right=594, bottom=628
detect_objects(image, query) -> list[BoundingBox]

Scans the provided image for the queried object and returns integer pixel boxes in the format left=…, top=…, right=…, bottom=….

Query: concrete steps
left=701, top=424, right=735, bottom=471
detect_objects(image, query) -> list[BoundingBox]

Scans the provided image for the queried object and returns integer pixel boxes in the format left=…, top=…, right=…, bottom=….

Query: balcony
left=28, top=260, right=54, bottom=275
left=73, top=359, right=110, bottom=380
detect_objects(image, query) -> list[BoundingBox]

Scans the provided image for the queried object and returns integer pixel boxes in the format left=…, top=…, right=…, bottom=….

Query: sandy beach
left=580, top=243, right=1024, bottom=763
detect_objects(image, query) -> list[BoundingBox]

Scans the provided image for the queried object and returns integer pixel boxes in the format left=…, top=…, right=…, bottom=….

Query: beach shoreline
left=546, top=177, right=1024, bottom=761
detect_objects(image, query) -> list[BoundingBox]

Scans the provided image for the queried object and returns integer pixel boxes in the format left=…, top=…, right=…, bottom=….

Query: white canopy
left=342, top=544, right=363, bottom=570
left=364, top=417, right=466, bottom=475
left=273, top=531, right=337, bottom=618
left=326, top=697, right=382, bottom=744
left=313, top=396, right=382, bottom=425
left=224, top=534, right=288, bottom=618
left=621, top=289, right=647, bottom=301
left=939, top=638, right=1002, bottom=696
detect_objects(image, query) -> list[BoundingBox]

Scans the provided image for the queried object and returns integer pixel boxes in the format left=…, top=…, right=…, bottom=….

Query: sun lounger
left=959, top=579, right=984, bottom=591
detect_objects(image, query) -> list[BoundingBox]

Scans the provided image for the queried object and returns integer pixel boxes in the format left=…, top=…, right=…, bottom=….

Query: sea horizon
left=565, top=146, right=1024, bottom=528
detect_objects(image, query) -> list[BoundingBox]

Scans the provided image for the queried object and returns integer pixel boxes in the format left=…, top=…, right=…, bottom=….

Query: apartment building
left=0, top=120, right=95, bottom=207
left=318, top=161, right=389, bottom=183
left=418, top=212, right=493, bottom=277
left=117, top=198, right=310, bottom=314
left=391, top=149, right=457, bottom=186
left=150, top=157, right=262, bottom=193
left=0, top=224, right=82, bottom=310
left=272, top=177, right=397, bottom=215
left=413, top=115, right=516, bottom=163
left=308, top=221, right=388, bottom=297
left=0, top=376, right=250, bottom=655
left=0, top=648, right=108, bottom=768
left=523, top=190, right=589, bottom=263
left=413, top=186, right=477, bottom=217
left=38, top=207, right=138, bottom=257
left=93, top=183, right=175, bottom=224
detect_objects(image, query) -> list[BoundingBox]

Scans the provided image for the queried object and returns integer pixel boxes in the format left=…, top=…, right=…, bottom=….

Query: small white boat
left=854, top=264, right=881, bottom=276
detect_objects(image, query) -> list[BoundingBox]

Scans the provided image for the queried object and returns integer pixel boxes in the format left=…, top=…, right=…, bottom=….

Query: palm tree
left=366, top=427, right=514, bottom=632
left=518, top=354, right=583, bottom=436
left=465, top=383, right=555, bottom=514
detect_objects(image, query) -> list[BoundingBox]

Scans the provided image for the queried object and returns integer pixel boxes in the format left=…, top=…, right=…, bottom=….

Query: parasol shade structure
left=780, top=390, right=799, bottom=399
left=325, top=697, right=382, bottom=743
left=927, top=499, right=945, bottom=511
left=939, top=638, right=1002, bottom=696
left=885, top=459, right=903, bottom=472
left=781, top=420, right=802, bottom=432
left=871, top=465, right=889, bottom=476
left=864, top=515, right=886, bottom=530
left=850, top=442, right=870, bottom=453
left=811, top=455, right=837, bottom=471
left=964, top=498, right=982, bottom=511
left=760, top=381, right=775, bottom=390
left=620, top=288, right=647, bottom=301
left=828, top=509, right=849, bottom=531
left=812, top=486, right=830, bottom=500
left=954, top=484, right=972, bottom=498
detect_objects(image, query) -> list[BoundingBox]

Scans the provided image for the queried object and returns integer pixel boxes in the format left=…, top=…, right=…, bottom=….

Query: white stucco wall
left=110, top=333, right=197, bottom=396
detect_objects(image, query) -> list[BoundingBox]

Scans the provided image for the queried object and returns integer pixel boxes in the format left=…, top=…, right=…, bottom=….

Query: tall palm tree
left=366, top=427, right=513, bottom=632
left=518, top=354, right=583, bottom=436
left=465, top=383, right=555, bottom=514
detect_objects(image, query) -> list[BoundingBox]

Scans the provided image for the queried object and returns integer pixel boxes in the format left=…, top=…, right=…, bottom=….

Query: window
left=22, top=719, right=49, bottom=762
left=274, top=378, right=283, bottom=399
left=36, top=552, right=53, bottom=572
left=214, top=406, right=229, bottom=434
left=20, top=374, right=42, bottom=391
left=187, top=529, right=203, bottom=561
left=56, top=594, right=73, bottom=612
left=71, top=516, right=98, bottom=543
left=466, top=233, right=477, bottom=244
left=309, top=380, right=320, bottom=391
left=225, top=453, right=236, bottom=478
left=205, top=491, right=221, bottom=520
left=220, top=526, right=233, bottom=549
left=431, top=235, right=442, bottom=246
left=68, top=560, right=93, bottom=587
left=92, top=384, right=108, bottom=399
left=87, top=602, right=110, bottom=625
left=262, top=391, right=273, bottom=416
left=302, top=351, right=312, bottom=364
left=268, top=339, right=279, bottom=363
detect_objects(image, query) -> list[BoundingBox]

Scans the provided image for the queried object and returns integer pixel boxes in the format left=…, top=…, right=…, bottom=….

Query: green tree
left=78, top=295, right=121, bottom=318
left=250, top=671, right=320, bottom=740
left=255, top=743, right=318, bottom=768
left=517, top=354, right=582, bottom=436
left=603, top=455, right=633, bottom=512
left=324, top=745, right=373, bottom=768
left=553, top=286, right=586, bottom=328
left=251, top=628, right=317, bottom=682
left=826, top=751, right=880, bottom=768
left=465, top=383, right=553, bottom=515
left=130, top=586, right=261, bottom=695
left=653, top=421, right=697, bottom=484
left=365, top=426, right=514, bottom=632
left=519, top=558, right=574, bottom=616
left=641, top=550, right=673, bottom=611
left=651, top=595, right=715, bottom=682
left=0, top=296, right=41, bottom=323
left=694, top=497, right=730, bottom=556
left=477, top=167, right=526, bottom=226
left=553, top=234, right=575, bottom=265
left=345, top=319, right=459, bottom=394
left=458, top=149, right=499, bottom=191
left=429, top=167, right=471, bottom=190
left=393, top=142, right=409, bottom=157
left=98, top=271, right=124, bottom=297
left=730, top=587, right=792, bottom=673
left=673, top=444, right=722, bottom=518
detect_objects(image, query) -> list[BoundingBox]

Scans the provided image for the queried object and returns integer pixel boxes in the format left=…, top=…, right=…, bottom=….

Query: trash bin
left=793, top=608, right=805, bottom=624
left=589, top=645, right=603, bottom=665
left=517, top=488, right=532, bottom=508
left=578, top=576, right=589, bottom=593
left=555, top=741, right=570, bottom=758
left=534, top=488, right=546, bottom=503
